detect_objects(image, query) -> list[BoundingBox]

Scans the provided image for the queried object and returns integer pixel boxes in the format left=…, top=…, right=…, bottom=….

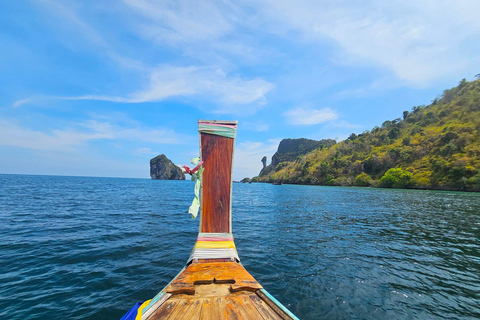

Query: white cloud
left=12, top=98, right=35, bottom=108
left=65, top=65, right=274, bottom=113
left=33, top=0, right=108, bottom=48
left=284, top=107, right=338, bottom=125
left=0, top=121, right=107, bottom=151
left=33, top=0, right=480, bottom=91
left=260, top=0, right=480, bottom=86
left=121, top=1, right=268, bottom=65
left=30, top=1, right=275, bottom=113
left=0, top=119, right=182, bottom=152
left=80, top=120, right=181, bottom=144
left=123, top=0, right=235, bottom=44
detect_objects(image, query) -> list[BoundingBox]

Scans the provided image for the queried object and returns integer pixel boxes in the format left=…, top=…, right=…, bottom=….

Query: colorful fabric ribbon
left=198, top=122, right=237, bottom=139
left=183, top=161, right=203, bottom=175
left=188, top=233, right=240, bottom=263
left=183, top=157, right=203, bottom=219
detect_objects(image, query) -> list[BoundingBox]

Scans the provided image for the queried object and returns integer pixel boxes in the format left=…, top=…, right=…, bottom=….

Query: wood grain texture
left=256, top=290, right=295, bottom=319
left=146, top=291, right=290, bottom=319
left=200, top=297, right=223, bottom=320
left=145, top=299, right=180, bottom=320
left=163, top=262, right=262, bottom=295
left=200, top=133, right=234, bottom=233
left=227, top=295, right=260, bottom=319
left=143, top=293, right=172, bottom=320
left=248, top=294, right=283, bottom=320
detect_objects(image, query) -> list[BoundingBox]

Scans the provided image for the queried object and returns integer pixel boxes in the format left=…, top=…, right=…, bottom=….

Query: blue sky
left=1, top=1, right=480, bottom=180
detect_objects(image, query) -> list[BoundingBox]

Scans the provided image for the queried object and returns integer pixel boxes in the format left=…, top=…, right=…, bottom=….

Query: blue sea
left=1, top=174, right=479, bottom=319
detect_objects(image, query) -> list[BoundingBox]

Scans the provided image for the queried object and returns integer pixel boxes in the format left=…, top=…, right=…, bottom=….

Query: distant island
left=253, top=78, right=480, bottom=192
left=150, top=154, right=185, bottom=180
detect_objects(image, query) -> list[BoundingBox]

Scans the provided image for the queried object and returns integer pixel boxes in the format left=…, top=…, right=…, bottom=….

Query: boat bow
left=123, top=120, right=299, bottom=320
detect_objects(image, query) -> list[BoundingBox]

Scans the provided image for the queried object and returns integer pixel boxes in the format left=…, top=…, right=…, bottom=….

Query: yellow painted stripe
left=193, top=241, right=236, bottom=250
left=136, top=299, right=151, bottom=320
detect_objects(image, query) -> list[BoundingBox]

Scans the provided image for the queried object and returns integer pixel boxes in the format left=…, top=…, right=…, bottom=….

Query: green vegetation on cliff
left=258, top=78, right=480, bottom=191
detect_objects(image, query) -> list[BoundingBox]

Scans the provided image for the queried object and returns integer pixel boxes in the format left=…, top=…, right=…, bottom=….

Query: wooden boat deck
left=146, top=289, right=287, bottom=320
left=142, top=261, right=296, bottom=319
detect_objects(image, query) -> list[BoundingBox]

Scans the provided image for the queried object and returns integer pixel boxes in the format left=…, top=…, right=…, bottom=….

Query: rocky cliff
left=257, top=78, right=480, bottom=191
left=260, top=138, right=336, bottom=176
left=150, top=154, right=185, bottom=180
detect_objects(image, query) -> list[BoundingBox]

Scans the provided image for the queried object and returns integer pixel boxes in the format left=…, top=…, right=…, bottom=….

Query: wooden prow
left=199, top=120, right=236, bottom=234
left=136, top=120, right=299, bottom=320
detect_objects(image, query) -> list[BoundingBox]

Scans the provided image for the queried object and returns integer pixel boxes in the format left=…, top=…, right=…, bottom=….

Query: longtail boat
left=122, top=120, right=299, bottom=320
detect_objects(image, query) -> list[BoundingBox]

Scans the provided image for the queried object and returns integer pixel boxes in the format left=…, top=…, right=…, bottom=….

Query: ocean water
left=0, top=174, right=479, bottom=320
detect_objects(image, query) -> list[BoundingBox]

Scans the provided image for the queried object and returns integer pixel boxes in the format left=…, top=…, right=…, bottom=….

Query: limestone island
left=150, top=154, right=185, bottom=180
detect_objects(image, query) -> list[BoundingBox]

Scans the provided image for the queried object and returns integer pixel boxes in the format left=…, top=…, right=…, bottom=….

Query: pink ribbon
left=183, top=161, right=204, bottom=175
left=198, top=122, right=237, bottom=129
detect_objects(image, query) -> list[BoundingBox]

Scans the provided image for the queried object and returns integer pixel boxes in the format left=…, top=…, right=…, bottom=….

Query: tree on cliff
left=258, top=78, right=480, bottom=191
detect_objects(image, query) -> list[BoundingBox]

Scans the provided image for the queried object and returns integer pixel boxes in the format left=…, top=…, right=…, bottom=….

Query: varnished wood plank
left=165, top=299, right=190, bottom=319
left=148, top=291, right=289, bottom=320
left=228, top=295, right=264, bottom=319
left=256, top=290, right=294, bottom=319
left=200, top=133, right=234, bottom=233
left=224, top=296, right=241, bottom=320
left=230, top=281, right=264, bottom=293
left=142, top=293, right=172, bottom=320
left=177, top=298, right=203, bottom=320
left=200, top=297, right=223, bottom=320
left=248, top=294, right=284, bottom=320
left=146, top=300, right=180, bottom=320
left=194, top=283, right=230, bottom=298
left=164, top=262, right=262, bottom=294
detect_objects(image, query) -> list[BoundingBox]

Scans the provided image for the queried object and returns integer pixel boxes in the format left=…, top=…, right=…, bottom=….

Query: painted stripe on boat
left=260, top=288, right=300, bottom=320
left=142, top=266, right=186, bottom=315
left=193, top=240, right=236, bottom=250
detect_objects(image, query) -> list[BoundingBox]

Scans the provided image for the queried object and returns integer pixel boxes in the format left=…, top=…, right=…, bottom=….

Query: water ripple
left=0, top=175, right=479, bottom=319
